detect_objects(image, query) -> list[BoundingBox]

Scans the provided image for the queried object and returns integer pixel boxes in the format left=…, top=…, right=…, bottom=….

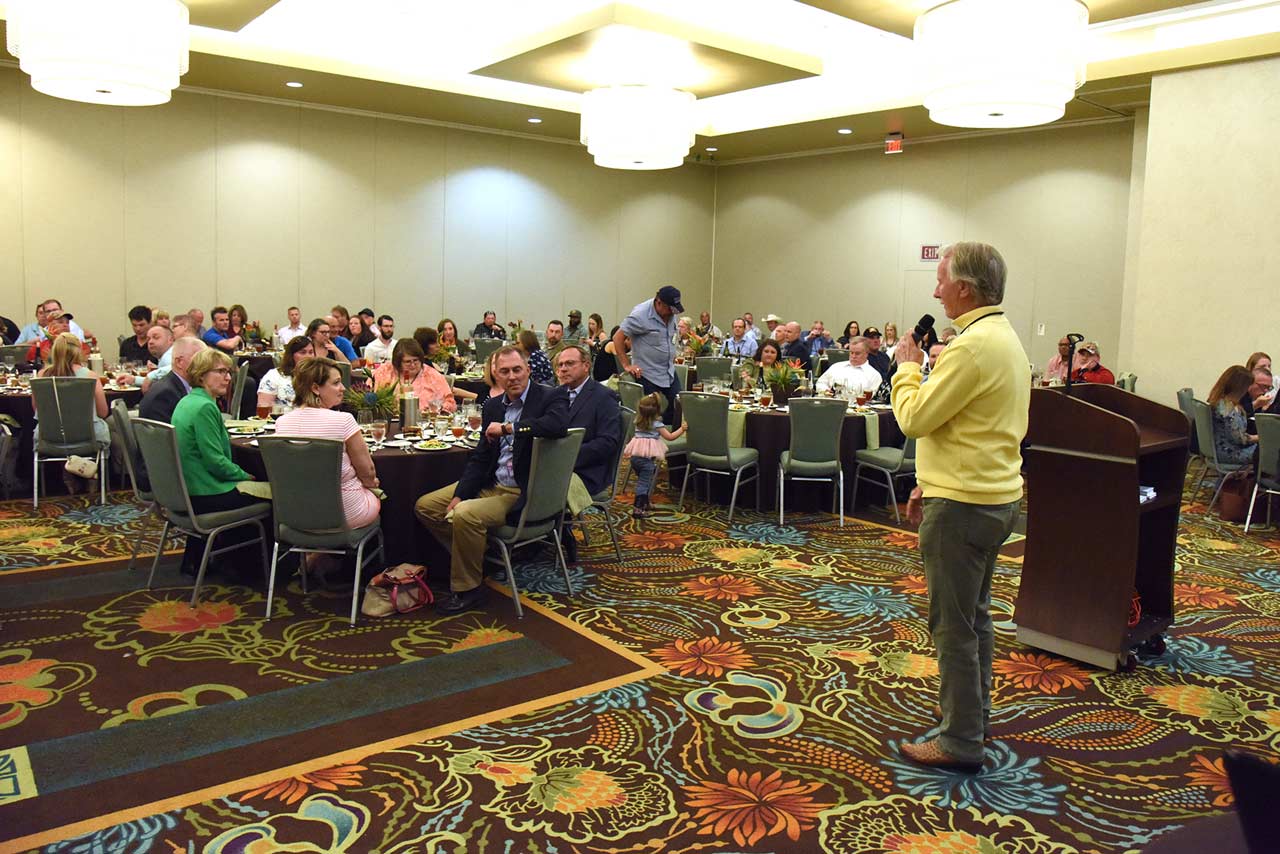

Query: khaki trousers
left=414, top=482, right=521, bottom=592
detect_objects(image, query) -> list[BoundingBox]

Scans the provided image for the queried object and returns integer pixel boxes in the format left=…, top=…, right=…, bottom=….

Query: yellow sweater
left=891, top=305, right=1029, bottom=505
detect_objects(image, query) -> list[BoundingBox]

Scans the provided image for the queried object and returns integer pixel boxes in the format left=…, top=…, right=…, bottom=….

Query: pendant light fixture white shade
left=580, top=85, right=696, bottom=170
left=6, top=0, right=191, bottom=107
left=915, top=0, right=1088, bottom=129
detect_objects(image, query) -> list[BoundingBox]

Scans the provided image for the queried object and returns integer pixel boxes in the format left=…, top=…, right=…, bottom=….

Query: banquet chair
left=30, top=377, right=109, bottom=507
left=473, top=337, right=501, bottom=364
left=678, top=392, right=759, bottom=523
left=109, top=399, right=165, bottom=572
left=1244, top=414, right=1280, bottom=532
left=1191, top=400, right=1247, bottom=509
left=695, top=356, right=732, bottom=384
left=258, top=436, right=385, bottom=625
left=0, top=420, right=14, bottom=500
left=131, top=418, right=270, bottom=606
left=1117, top=372, right=1138, bottom=392
left=222, top=361, right=250, bottom=423
left=487, top=428, right=585, bottom=618
left=779, top=398, right=847, bottom=527
left=566, top=408, right=630, bottom=563
left=820, top=349, right=848, bottom=375
left=851, top=437, right=916, bottom=523
left=1176, top=387, right=1202, bottom=481
left=336, top=361, right=352, bottom=390
left=0, top=344, right=29, bottom=367
left=616, top=379, right=643, bottom=413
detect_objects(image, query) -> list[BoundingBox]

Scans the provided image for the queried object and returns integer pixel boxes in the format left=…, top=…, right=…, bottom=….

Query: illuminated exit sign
left=884, top=132, right=904, bottom=154
left=921, top=245, right=940, bottom=261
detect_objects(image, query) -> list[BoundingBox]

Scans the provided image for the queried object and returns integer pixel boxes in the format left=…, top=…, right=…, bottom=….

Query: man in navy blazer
left=138, top=337, right=205, bottom=424
left=555, top=345, right=621, bottom=561
left=415, top=345, right=569, bottom=614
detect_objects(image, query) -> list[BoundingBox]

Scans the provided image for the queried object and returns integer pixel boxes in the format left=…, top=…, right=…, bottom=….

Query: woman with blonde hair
left=1207, top=365, right=1258, bottom=466
left=882, top=322, right=899, bottom=359
left=33, top=333, right=111, bottom=491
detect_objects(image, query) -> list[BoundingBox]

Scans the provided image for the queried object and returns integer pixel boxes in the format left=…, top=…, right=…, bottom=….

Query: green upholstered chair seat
left=690, top=446, right=758, bottom=470
left=493, top=518, right=558, bottom=542
left=855, top=447, right=915, bottom=472
left=664, top=436, right=687, bottom=455
left=278, top=521, right=379, bottom=549
left=35, top=438, right=102, bottom=457
left=780, top=451, right=840, bottom=477
left=169, top=501, right=271, bottom=532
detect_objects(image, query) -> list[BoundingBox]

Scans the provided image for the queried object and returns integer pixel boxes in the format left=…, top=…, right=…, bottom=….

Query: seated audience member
left=33, top=334, right=111, bottom=492
left=544, top=320, right=567, bottom=362
left=755, top=338, right=785, bottom=380
left=228, top=304, right=249, bottom=339
left=557, top=344, right=621, bottom=560
left=1070, top=342, right=1115, bottom=384
left=25, top=310, right=88, bottom=364
left=134, top=324, right=174, bottom=389
left=517, top=329, right=554, bottom=385
left=274, top=357, right=381, bottom=530
left=387, top=337, right=458, bottom=414
left=863, top=327, right=890, bottom=379
left=15, top=304, right=47, bottom=344
left=364, top=315, right=396, bottom=364
left=437, top=318, right=469, bottom=357
left=802, top=321, right=833, bottom=357
left=1208, top=365, right=1259, bottom=465
left=119, top=305, right=153, bottom=362
left=1246, top=352, right=1278, bottom=396
left=722, top=317, right=758, bottom=359
left=922, top=341, right=947, bottom=381
left=258, top=336, right=314, bottom=413
left=358, top=308, right=377, bottom=331
left=276, top=306, right=306, bottom=348
left=139, top=337, right=206, bottom=423
left=781, top=322, right=812, bottom=371
left=307, top=317, right=351, bottom=364
left=420, top=327, right=478, bottom=401
left=1044, top=336, right=1072, bottom=382
left=882, top=323, right=900, bottom=360
left=837, top=320, right=861, bottom=347
left=346, top=313, right=375, bottom=350
left=939, top=326, right=958, bottom=343
left=37, top=298, right=88, bottom=343
left=472, top=310, right=507, bottom=341
left=742, top=311, right=760, bottom=341
left=763, top=314, right=782, bottom=339
left=586, top=313, right=610, bottom=350
left=323, top=315, right=358, bottom=361
left=563, top=310, right=586, bottom=343
left=330, top=305, right=353, bottom=340
left=154, top=310, right=170, bottom=330
left=696, top=311, right=723, bottom=342
left=202, top=307, right=244, bottom=352
left=188, top=308, right=206, bottom=338
left=816, top=337, right=883, bottom=395
left=170, top=348, right=270, bottom=575
left=674, top=316, right=694, bottom=351
left=1243, top=367, right=1277, bottom=429
left=414, top=346, right=569, bottom=614
left=593, top=326, right=623, bottom=382
left=1, top=312, right=20, bottom=344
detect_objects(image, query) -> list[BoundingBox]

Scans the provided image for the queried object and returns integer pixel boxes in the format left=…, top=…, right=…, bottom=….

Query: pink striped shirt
left=273, top=407, right=381, bottom=528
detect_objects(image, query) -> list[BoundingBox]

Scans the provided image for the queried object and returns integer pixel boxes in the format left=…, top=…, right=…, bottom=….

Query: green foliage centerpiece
left=343, top=368, right=398, bottom=418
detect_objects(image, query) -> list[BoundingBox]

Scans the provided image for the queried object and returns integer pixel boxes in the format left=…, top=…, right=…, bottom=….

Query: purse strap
left=391, top=575, right=434, bottom=613
left=51, top=375, right=68, bottom=445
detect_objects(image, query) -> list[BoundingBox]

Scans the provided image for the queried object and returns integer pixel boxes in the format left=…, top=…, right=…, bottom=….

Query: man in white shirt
left=276, top=306, right=306, bottom=348
left=816, top=337, right=883, bottom=395
left=363, top=314, right=396, bottom=364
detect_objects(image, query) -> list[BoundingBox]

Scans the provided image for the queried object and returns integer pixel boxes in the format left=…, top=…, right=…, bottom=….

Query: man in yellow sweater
left=891, top=242, right=1030, bottom=773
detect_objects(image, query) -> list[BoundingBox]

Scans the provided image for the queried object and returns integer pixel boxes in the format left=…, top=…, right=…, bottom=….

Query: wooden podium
left=1015, top=384, right=1190, bottom=670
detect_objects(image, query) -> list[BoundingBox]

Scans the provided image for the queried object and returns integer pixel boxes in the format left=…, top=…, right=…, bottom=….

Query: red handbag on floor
left=361, top=563, right=433, bottom=617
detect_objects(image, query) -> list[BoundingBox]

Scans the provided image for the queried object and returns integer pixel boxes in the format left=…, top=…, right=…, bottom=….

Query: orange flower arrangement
left=1185, top=754, right=1234, bottom=807
left=684, top=768, right=832, bottom=846
left=653, top=637, right=755, bottom=677
left=1173, top=584, right=1239, bottom=609
left=136, top=599, right=239, bottom=634
left=682, top=575, right=762, bottom=602
left=994, top=651, right=1090, bottom=694
left=240, top=764, right=367, bottom=805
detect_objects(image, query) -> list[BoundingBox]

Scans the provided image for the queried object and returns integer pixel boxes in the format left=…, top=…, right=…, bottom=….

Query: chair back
left=821, top=349, right=848, bottom=375
left=696, top=356, right=732, bottom=383
left=109, top=398, right=150, bottom=499
left=1256, top=413, right=1280, bottom=485
left=606, top=408, right=632, bottom=499
left=473, top=337, right=501, bottom=363
left=1191, top=400, right=1222, bottom=465
left=30, top=377, right=98, bottom=448
left=680, top=392, right=730, bottom=458
left=0, top=344, right=29, bottom=366
left=1117, top=372, right=1137, bottom=392
left=130, top=418, right=198, bottom=520
left=787, top=398, right=846, bottom=463
left=229, top=361, right=249, bottom=417
left=258, top=436, right=348, bottom=533
left=1176, top=387, right=1198, bottom=447
left=616, top=379, right=643, bottom=413
left=901, top=436, right=917, bottom=468
left=510, top=429, right=585, bottom=533
left=336, top=361, right=352, bottom=390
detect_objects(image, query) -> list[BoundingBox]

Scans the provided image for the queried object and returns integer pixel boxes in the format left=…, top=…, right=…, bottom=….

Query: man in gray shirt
left=615, top=285, right=682, bottom=422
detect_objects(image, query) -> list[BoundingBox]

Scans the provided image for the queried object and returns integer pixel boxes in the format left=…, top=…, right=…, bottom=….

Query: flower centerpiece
left=685, top=329, right=715, bottom=361
left=435, top=343, right=458, bottom=371
left=243, top=321, right=264, bottom=351
left=737, top=363, right=756, bottom=392
left=343, top=369, right=397, bottom=419
left=506, top=319, right=526, bottom=337
left=763, top=359, right=804, bottom=405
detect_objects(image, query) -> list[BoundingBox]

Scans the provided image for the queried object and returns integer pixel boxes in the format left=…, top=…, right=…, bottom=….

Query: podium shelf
left=1138, top=426, right=1186, bottom=455
left=1138, top=492, right=1182, bottom=515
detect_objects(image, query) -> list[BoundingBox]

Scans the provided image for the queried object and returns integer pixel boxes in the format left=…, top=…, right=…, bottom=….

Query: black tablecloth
left=232, top=435, right=469, bottom=567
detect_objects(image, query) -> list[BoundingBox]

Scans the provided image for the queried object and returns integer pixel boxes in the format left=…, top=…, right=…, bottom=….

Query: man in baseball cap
left=564, top=309, right=585, bottom=343
left=656, top=285, right=684, bottom=313
left=616, top=285, right=683, bottom=422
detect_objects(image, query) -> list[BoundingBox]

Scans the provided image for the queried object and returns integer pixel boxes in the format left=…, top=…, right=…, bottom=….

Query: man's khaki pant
left=414, top=482, right=521, bottom=592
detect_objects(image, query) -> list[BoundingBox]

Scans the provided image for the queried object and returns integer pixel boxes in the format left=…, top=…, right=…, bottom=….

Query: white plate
left=229, top=427, right=263, bottom=436
left=383, top=439, right=410, bottom=448
left=413, top=440, right=451, bottom=451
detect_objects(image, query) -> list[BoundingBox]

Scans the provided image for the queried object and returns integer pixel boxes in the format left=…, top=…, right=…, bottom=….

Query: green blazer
left=171, top=388, right=249, bottom=496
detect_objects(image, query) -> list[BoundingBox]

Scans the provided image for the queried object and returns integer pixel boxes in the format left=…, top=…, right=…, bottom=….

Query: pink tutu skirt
left=624, top=436, right=667, bottom=461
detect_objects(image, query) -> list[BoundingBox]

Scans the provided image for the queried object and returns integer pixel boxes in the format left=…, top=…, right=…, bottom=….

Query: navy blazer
left=454, top=381, right=569, bottom=522
left=565, top=379, right=621, bottom=497
left=138, top=371, right=190, bottom=424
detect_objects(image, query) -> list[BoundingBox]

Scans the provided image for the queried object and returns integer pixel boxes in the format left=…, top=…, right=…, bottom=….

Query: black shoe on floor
left=561, top=530, right=579, bottom=564
left=437, top=585, right=488, bottom=615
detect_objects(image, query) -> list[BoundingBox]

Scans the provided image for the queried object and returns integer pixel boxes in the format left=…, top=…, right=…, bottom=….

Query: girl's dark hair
left=758, top=339, right=782, bottom=362
left=1208, top=365, right=1253, bottom=409
left=280, top=335, right=313, bottom=377
left=413, top=326, right=438, bottom=353
left=392, top=337, right=426, bottom=371
left=518, top=329, right=541, bottom=352
left=635, top=392, right=663, bottom=432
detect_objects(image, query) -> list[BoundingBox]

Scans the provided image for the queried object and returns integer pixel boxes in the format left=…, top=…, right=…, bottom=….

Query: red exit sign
left=921, top=245, right=940, bottom=261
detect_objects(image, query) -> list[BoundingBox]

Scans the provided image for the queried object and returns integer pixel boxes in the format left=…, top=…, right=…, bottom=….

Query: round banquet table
left=232, top=431, right=470, bottom=567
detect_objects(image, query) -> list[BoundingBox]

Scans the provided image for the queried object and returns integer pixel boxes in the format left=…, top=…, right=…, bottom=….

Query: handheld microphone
left=911, top=314, right=935, bottom=345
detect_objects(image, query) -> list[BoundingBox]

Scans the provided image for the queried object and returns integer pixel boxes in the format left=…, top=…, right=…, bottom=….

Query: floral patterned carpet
left=2, top=480, right=1279, bottom=853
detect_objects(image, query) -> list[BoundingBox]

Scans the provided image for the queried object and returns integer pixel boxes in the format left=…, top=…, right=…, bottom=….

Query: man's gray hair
left=555, top=343, right=590, bottom=365
left=847, top=335, right=869, bottom=353
left=943, top=242, right=1007, bottom=306
left=171, top=336, right=207, bottom=361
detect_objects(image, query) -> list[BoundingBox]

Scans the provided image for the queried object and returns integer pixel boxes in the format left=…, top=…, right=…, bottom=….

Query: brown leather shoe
left=933, top=704, right=993, bottom=740
left=900, top=738, right=983, bottom=774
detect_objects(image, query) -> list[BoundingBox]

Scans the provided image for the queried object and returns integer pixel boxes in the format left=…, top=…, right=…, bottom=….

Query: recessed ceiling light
left=527, top=117, right=543, bottom=124
left=705, top=147, right=718, bottom=152
left=285, top=81, right=303, bottom=88
left=837, top=128, right=853, bottom=135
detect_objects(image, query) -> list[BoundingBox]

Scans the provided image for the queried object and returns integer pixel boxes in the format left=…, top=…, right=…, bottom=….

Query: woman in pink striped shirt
left=274, top=357, right=382, bottom=529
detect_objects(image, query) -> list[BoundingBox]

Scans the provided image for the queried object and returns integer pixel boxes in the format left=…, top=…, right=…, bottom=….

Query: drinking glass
left=450, top=414, right=467, bottom=439
left=256, top=403, right=271, bottom=420
left=370, top=420, right=387, bottom=448
left=357, top=409, right=373, bottom=437
left=466, top=406, right=482, bottom=431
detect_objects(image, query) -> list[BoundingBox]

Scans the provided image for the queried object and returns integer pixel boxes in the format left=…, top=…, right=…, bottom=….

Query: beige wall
left=0, top=67, right=715, bottom=348
left=711, top=122, right=1135, bottom=369
left=1128, top=55, right=1280, bottom=405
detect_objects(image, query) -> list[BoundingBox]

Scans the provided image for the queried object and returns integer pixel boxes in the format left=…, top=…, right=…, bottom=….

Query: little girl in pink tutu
left=623, top=392, right=686, bottom=518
